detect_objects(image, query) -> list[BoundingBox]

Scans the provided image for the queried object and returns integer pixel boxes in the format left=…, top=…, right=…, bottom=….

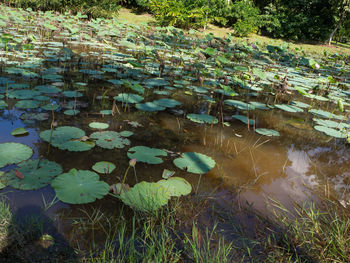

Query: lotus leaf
left=309, top=109, right=345, bottom=120
left=35, top=85, right=61, bottom=94
left=51, top=169, right=109, bottom=204
left=144, top=78, right=169, bottom=86
left=114, top=93, right=143, bottom=104
left=314, top=125, right=346, bottom=138
left=11, top=128, right=28, bottom=136
left=92, top=161, right=116, bottom=174
left=40, top=126, right=93, bottom=152
left=157, top=177, right=192, bottom=197
left=119, top=181, right=170, bottom=212
left=232, top=115, right=255, bottom=125
left=127, top=146, right=167, bottom=164
left=0, top=100, right=8, bottom=109
left=135, top=102, right=165, bottom=112
left=3, top=159, right=62, bottom=190
left=63, top=91, right=83, bottom=98
left=173, top=152, right=215, bottom=174
left=224, top=100, right=255, bottom=110
left=20, top=112, right=49, bottom=121
left=162, top=169, right=175, bottom=179
left=42, top=103, right=60, bottom=111
left=64, top=109, right=80, bottom=116
left=249, top=101, right=269, bottom=110
left=274, top=104, right=303, bottom=113
left=90, top=131, right=130, bottom=149
left=89, top=122, right=109, bottom=129
left=8, top=89, right=41, bottom=99
left=187, top=114, right=218, bottom=124
left=153, top=98, right=181, bottom=108
left=255, top=128, right=280, bottom=137
left=0, top=143, right=33, bottom=168
left=15, top=100, right=40, bottom=109
left=313, top=118, right=349, bottom=129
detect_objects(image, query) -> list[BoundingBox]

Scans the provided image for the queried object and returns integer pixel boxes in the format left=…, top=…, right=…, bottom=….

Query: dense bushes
left=2, top=0, right=121, bottom=18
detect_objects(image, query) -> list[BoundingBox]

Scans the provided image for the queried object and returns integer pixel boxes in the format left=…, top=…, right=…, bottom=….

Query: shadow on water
left=0, top=202, right=77, bottom=263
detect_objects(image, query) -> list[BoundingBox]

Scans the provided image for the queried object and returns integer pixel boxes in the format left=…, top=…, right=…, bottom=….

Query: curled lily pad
left=11, top=128, right=29, bottom=136
left=162, top=169, right=175, bottom=179
left=173, top=152, right=215, bottom=174
left=2, top=159, right=62, bottom=190
left=51, top=169, right=109, bottom=204
left=255, top=128, right=280, bottom=137
left=0, top=143, right=33, bottom=168
left=187, top=114, right=218, bottom=124
left=90, top=131, right=131, bottom=149
left=119, top=181, right=170, bottom=212
left=89, top=122, right=109, bottom=129
left=127, top=146, right=167, bottom=164
left=157, top=177, right=192, bottom=197
left=92, top=161, right=116, bottom=174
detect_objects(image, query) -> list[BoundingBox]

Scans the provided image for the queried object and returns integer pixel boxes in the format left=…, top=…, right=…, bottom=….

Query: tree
left=327, top=0, right=350, bottom=45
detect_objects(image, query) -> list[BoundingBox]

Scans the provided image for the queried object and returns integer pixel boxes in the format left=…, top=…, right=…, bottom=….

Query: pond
left=0, top=5, right=349, bottom=259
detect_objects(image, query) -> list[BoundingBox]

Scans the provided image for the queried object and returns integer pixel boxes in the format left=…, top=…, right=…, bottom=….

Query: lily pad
left=2, top=159, right=62, bottom=190
left=15, top=100, right=41, bottom=109
left=232, top=115, right=255, bottom=125
left=162, top=169, right=175, bottom=179
left=225, top=100, right=255, bottom=110
left=0, top=143, right=33, bottom=168
left=275, top=104, right=304, bottom=113
left=114, top=93, right=143, bottom=104
left=173, top=152, right=215, bottom=174
left=157, top=177, right=192, bottom=197
left=92, top=161, right=116, bottom=174
left=11, top=128, right=29, bottom=136
left=51, top=169, right=109, bottom=204
left=127, top=146, right=167, bottom=164
left=89, top=122, right=109, bottom=129
left=255, top=128, right=280, bottom=137
left=153, top=98, right=181, bottom=108
left=119, top=181, right=170, bottom=212
left=314, top=125, right=346, bottom=138
left=135, top=102, right=165, bottom=112
left=187, top=113, right=218, bottom=124
left=90, top=131, right=131, bottom=149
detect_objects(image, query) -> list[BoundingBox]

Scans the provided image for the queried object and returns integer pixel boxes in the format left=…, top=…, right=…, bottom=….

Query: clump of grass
left=265, top=199, right=350, bottom=262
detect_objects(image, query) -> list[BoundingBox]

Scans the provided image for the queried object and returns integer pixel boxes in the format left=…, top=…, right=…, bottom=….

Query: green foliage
left=6, top=0, right=121, bottom=18
left=147, top=0, right=207, bottom=29
left=229, top=0, right=260, bottom=36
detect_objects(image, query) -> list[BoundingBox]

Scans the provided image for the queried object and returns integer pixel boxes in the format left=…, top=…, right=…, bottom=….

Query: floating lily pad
left=162, top=169, right=175, bottom=179
left=0, top=100, right=8, bottom=109
left=90, top=131, right=130, bottom=149
left=11, top=128, right=29, bottom=136
left=2, top=159, right=62, bottom=190
left=313, top=118, right=349, bottom=129
left=173, top=152, right=215, bottom=174
left=187, top=113, right=218, bottom=124
left=0, top=143, right=33, bottom=168
left=40, top=126, right=93, bottom=152
left=89, top=122, right=109, bottom=129
left=15, top=100, right=41, bottom=109
left=153, top=98, right=181, bottom=108
left=51, top=169, right=109, bottom=204
left=232, top=115, right=255, bottom=125
left=275, top=104, right=304, bottom=113
left=63, top=90, right=83, bottom=98
left=255, top=128, right=280, bottom=136
left=114, top=93, right=143, bottom=104
left=41, top=103, right=59, bottom=111
left=35, top=85, right=61, bottom=94
left=314, top=125, right=346, bottom=138
left=64, top=109, right=80, bottom=116
left=309, top=109, right=345, bottom=120
left=127, top=146, right=167, bottom=164
left=92, top=161, right=116, bottom=174
left=119, top=181, right=170, bottom=212
left=224, top=99, right=255, bottom=110
left=135, top=102, right=165, bottom=112
left=249, top=101, right=269, bottom=110
left=157, top=177, right=192, bottom=197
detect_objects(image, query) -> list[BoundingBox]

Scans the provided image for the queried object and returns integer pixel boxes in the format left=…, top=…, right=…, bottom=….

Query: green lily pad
left=314, top=125, right=346, bottom=138
left=114, top=93, right=144, bottom=104
left=225, top=100, right=255, bottom=110
left=232, top=115, right=255, bottom=125
left=135, top=102, right=165, bottom=112
left=40, top=126, right=93, bottom=152
left=51, top=169, right=109, bottom=204
left=157, top=177, right=192, bottom=197
left=255, top=128, right=280, bottom=137
left=0, top=143, right=33, bottom=168
left=2, top=159, right=62, bottom=190
left=173, top=152, right=215, bottom=174
left=162, top=169, right=175, bottom=179
left=92, top=161, right=116, bottom=174
left=20, top=113, right=49, bottom=121
left=15, top=100, right=41, bottom=109
left=187, top=114, right=218, bottom=124
left=64, top=109, right=80, bottom=116
left=309, top=109, right=345, bottom=120
left=90, top=131, right=131, bottom=149
left=313, top=118, right=349, bottom=129
left=119, top=181, right=170, bottom=212
left=0, top=100, right=8, bottom=109
left=35, top=85, right=61, bottom=94
left=89, top=122, right=109, bottom=129
left=153, top=99, right=181, bottom=108
left=11, top=128, right=29, bottom=136
left=275, top=104, right=304, bottom=113
left=127, top=146, right=167, bottom=164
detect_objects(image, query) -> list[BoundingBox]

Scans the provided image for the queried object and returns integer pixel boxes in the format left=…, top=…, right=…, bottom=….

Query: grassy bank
left=118, top=8, right=350, bottom=57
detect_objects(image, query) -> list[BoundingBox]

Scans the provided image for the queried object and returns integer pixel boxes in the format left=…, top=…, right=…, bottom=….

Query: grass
left=117, top=8, right=350, bottom=57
